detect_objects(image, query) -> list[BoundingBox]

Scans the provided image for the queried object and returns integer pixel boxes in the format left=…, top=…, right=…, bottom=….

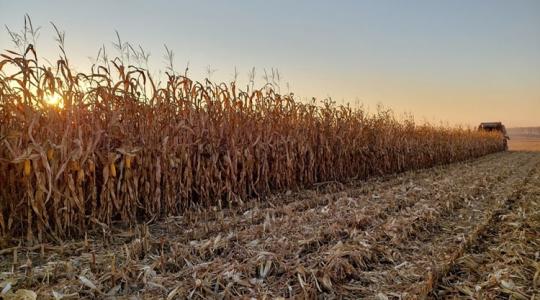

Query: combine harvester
left=478, top=122, right=510, bottom=150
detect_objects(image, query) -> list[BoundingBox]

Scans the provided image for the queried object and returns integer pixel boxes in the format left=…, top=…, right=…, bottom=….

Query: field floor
left=1, top=151, right=539, bottom=299
left=509, top=136, right=540, bottom=151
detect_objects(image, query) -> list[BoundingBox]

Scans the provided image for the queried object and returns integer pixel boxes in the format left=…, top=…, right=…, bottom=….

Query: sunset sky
left=1, top=0, right=539, bottom=127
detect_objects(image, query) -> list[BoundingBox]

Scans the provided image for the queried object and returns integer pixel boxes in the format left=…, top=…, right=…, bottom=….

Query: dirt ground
left=1, top=151, right=539, bottom=299
left=508, top=136, right=540, bottom=151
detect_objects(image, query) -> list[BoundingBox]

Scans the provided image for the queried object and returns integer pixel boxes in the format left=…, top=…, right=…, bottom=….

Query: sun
left=44, top=92, right=62, bottom=107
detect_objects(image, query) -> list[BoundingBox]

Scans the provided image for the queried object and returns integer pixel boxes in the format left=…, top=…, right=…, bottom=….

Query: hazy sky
left=1, top=0, right=539, bottom=127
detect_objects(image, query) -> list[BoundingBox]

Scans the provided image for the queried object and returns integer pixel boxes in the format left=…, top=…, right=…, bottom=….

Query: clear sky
left=1, top=0, right=539, bottom=127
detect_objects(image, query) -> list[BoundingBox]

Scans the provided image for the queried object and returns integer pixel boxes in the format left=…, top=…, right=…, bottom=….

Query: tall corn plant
left=0, top=39, right=506, bottom=242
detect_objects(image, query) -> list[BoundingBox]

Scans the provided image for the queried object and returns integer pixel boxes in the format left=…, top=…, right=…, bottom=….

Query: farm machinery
left=478, top=122, right=510, bottom=150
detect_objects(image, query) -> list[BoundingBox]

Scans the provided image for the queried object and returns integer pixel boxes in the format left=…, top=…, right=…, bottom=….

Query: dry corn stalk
left=0, top=44, right=506, bottom=241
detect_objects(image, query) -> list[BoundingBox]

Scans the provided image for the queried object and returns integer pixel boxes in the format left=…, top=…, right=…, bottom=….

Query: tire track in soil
left=297, top=152, right=536, bottom=298
left=340, top=157, right=538, bottom=299
left=428, top=155, right=540, bottom=299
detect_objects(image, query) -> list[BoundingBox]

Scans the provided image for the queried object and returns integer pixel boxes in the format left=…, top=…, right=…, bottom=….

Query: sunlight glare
left=44, top=93, right=62, bottom=107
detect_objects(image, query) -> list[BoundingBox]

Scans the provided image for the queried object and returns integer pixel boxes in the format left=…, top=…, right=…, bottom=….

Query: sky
left=1, top=0, right=539, bottom=127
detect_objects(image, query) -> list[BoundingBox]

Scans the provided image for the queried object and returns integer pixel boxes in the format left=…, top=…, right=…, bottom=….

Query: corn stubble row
left=0, top=48, right=505, bottom=242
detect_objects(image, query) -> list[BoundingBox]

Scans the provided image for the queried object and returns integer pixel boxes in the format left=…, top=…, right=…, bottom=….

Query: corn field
left=0, top=45, right=506, bottom=242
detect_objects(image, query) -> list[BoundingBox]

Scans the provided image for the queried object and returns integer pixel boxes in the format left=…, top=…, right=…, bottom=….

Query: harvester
left=478, top=122, right=510, bottom=150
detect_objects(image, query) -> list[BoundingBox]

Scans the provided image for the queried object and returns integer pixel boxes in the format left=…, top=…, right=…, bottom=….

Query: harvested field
left=1, top=151, right=538, bottom=299
left=508, top=136, right=540, bottom=152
